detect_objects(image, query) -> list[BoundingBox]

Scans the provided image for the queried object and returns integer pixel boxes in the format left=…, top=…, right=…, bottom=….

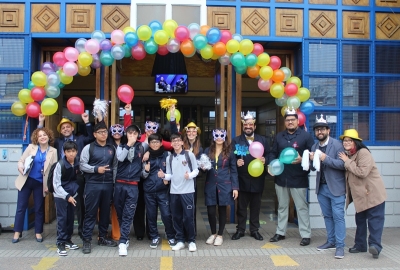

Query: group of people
left=12, top=106, right=386, bottom=260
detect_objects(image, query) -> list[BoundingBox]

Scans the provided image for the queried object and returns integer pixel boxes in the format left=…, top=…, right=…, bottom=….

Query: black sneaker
left=168, top=239, right=176, bottom=247
left=57, top=242, right=68, bottom=256
left=66, top=241, right=79, bottom=250
left=82, top=240, right=91, bottom=254
left=98, top=237, right=118, bottom=247
left=150, top=238, right=160, bottom=249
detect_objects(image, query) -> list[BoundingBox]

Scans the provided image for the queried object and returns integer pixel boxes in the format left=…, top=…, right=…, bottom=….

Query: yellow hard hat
left=184, top=122, right=201, bottom=135
left=57, top=118, right=76, bottom=133
left=339, top=129, right=362, bottom=141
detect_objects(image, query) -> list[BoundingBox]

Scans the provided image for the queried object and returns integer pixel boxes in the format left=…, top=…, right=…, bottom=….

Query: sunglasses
left=146, top=125, right=158, bottom=130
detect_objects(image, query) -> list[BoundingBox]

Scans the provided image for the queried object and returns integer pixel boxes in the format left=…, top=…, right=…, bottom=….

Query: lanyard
left=38, top=146, right=49, bottom=173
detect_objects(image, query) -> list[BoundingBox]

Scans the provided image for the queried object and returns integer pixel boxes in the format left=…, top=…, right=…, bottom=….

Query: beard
left=287, top=128, right=297, bottom=133
left=244, top=129, right=254, bottom=136
left=317, top=134, right=328, bottom=142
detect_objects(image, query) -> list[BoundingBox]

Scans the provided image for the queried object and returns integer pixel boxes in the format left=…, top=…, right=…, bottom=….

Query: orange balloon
left=212, top=42, right=226, bottom=56
left=247, top=66, right=260, bottom=78
left=180, top=40, right=195, bottom=55
left=272, top=69, right=285, bottom=83
left=200, top=25, right=210, bottom=36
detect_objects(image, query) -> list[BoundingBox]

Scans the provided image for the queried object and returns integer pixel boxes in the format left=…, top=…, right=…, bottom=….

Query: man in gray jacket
left=310, top=115, right=346, bottom=259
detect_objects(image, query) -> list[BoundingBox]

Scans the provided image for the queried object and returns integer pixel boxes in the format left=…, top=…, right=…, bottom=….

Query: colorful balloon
left=124, top=32, right=139, bottom=47
left=257, top=53, right=270, bottom=67
left=117, top=85, right=134, bottom=103
left=297, top=87, right=311, bottom=102
left=299, top=101, right=315, bottom=115
left=297, top=111, right=306, bottom=126
left=287, top=76, right=302, bottom=88
left=11, top=101, right=26, bottom=116
left=219, top=30, right=232, bottom=44
left=78, top=64, right=91, bottom=76
left=284, top=83, right=299, bottom=96
left=252, top=43, right=264, bottom=56
left=206, top=27, right=221, bottom=44
left=245, top=53, right=258, bottom=67
left=269, top=159, right=284, bottom=175
left=100, top=51, right=114, bottom=66
left=258, top=78, right=273, bottom=91
left=163, top=20, right=178, bottom=37
left=18, top=89, right=34, bottom=103
left=239, top=39, right=254, bottom=55
left=99, top=39, right=112, bottom=51
left=270, top=83, right=284, bottom=98
left=271, top=69, right=285, bottom=83
left=91, top=30, right=106, bottom=43
left=212, top=42, right=226, bottom=56
left=111, top=44, right=126, bottom=59
left=246, top=66, right=260, bottom=78
left=111, top=29, right=125, bottom=45
left=280, top=67, right=292, bottom=81
left=53, top=52, right=68, bottom=67
left=269, top=56, right=282, bottom=70
left=41, top=62, right=57, bottom=75
left=166, top=38, right=180, bottom=53
left=84, top=39, right=100, bottom=54
left=249, top=141, right=264, bottom=158
left=154, top=30, right=169, bottom=45
left=181, top=40, right=195, bottom=55
left=157, top=45, right=169, bottom=56
left=149, top=20, right=162, bottom=35
left=123, top=26, right=135, bottom=34
left=279, top=147, right=298, bottom=164
left=78, top=52, right=93, bottom=67
left=31, top=71, right=47, bottom=87
left=30, top=87, right=46, bottom=101
left=58, top=70, right=73, bottom=85
left=200, top=44, right=213, bottom=60
left=26, top=102, right=41, bottom=118
left=63, top=61, right=78, bottom=76
left=75, top=38, right=87, bottom=53
left=226, top=39, right=239, bottom=54
left=275, top=94, right=288, bottom=106
left=41, top=98, right=58, bottom=116
left=67, top=97, right=85, bottom=114
left=144, top=39, right=158, bottom=55
left=248, top=159, right=264, bottom=177
left=137, top=25, right=152, bottom=41
left=166, top=109, right=181, bottom=122
left=175, top=26, right=190, bottom=42
left=64, top=47, right=79, bottom=62
left=230, top=52, right=245, bottom=67
left=259, top=66, right=273, bottom=80
left=45, top=85, right=60, bottom=98
left=287, top=96, right=301, bottom=109
left=193, top=34, right=208, bottom=50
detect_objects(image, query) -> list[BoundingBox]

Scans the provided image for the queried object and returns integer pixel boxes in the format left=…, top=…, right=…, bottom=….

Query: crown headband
left=285, top=107, right=297, bottom=116
left=315, top=114, right=327, bottom=124
left=241, top=111, right=256, bottom=124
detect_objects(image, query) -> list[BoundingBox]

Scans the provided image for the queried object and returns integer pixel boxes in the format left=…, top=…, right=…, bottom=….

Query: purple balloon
left=41, top=62, right=57, bottom=75
left=249, top=141, right=264, bottom=158
left=91, top=54, right=101, bottom=69
left=100, top=39, right=112, bottom=51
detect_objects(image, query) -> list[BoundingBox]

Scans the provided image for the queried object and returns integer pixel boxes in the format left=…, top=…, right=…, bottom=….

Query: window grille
left=375, top=45, right=400, bottom=74
left=308, top=111, right=339, bottom=139
left=376, top=77, right=400, bottom=108
left=0, top=74, right=23, bottom=104
left=342, top=77, right=370, bottom=107
left=309, top=77, right=337, bottom=106
left=342, top=112, right=369, bottom=141
left=309, top=43, right=337, bottom=73
left=0, top=108, right=24, bottom=141
left=342, top=44, right=370, bottom=73
left=376, top=112, right=400, bottom=141
left=0, top=38, right=24, bottom=68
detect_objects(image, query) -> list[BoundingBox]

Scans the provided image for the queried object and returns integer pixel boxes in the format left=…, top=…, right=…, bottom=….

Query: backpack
left=169, top=150, right=193, bottom=173
left=47, top=159, right=65, bottom=194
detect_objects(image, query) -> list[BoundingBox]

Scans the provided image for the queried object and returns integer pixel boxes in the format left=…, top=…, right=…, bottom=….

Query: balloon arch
left=11, top=19, right=315, bottom=124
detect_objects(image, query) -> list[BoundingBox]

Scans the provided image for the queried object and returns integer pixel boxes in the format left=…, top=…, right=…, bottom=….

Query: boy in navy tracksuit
left=80, top=122, right=118, bottom=254
left=53, top=141, right=80, bottom=256
left=114, top=124, right=148, bottom=256
left=161, top=132, right=199, bottom=252
left=142, top=133, right=176, bottom=249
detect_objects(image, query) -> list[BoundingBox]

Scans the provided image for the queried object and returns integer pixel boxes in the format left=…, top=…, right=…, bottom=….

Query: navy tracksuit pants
left=82, top=183, right=113, bottom=241
left=170, top=193, right=195, bottom=243
left=55, top=197, right=75, bottom=244
left=114, top=183, right=139, bottom=243
left=144, top=191, right=175, bottom=240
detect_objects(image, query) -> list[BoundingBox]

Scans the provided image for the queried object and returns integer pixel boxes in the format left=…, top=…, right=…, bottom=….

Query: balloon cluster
left=248, top=142, right=265, bottom=177
left=268, top=147, right=298, bottom=176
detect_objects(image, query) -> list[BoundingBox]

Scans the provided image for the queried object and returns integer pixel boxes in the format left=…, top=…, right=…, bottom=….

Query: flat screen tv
left=155, top=74, right=188, bottom=94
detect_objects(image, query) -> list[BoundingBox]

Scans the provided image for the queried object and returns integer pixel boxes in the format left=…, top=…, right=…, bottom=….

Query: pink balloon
left=111, top=29, right=125, bottom=45
left=157, top=45, right=169, bottom=56
left=53, top=52, right=67, bottom=67
left=64, top=47, right=79, bottom=62
left=117, top=85, right=134, bottom=103
left=284, top=83, right=298, bottom=96
left=85, top=39, right=100, bottom=54
left=175, top=26, right=190, bottom=42
left=26, top=102, right=41, bottom=118
left=269, top=56, right=282, bottom=70
left=63, top=61, right=78, bottom=76
left=249, top=141, right=264, bottom=158
left=252, top=43, right=264, bottom=56
left=67, top=97, right=85, bottom=114
left=220, top=30, right=232, bottom=44
left=30, top=87, right=46, bottom=101
left=131, top=44, right=146, bottom=60
left=297, top=111, right=306, bottom=126
left=258, top=78, right=273, bottom=91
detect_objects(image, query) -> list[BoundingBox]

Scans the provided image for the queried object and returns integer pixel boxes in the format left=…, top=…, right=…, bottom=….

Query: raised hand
left=81, top=113, right=89, bottom=123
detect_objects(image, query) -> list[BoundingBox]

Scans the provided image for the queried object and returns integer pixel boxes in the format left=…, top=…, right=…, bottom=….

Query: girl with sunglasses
left=203, top=128, right=239, bottom=246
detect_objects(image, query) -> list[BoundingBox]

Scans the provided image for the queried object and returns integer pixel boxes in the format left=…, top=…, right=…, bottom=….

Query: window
left=309, top=111, right=338, bottom=139
left=376, top=77, right=400, bottom=107
left=0, top=38, right=24, bottom=68
left=0, top=108, right=24, bottom=141
left=376, top=112, right=400, bottom=141
left=309, top=77, right=337, bottom=106
left=0, top=74, right=23, bottom=104
left=342, top=78, right=370, bottom=106
left=342, top=44, right=370, bottom=73
left=342, top=112, right=369, bottom=141
left=309, top=43, right=337, bottom=72
left=375, top=45, right=400, bottom=74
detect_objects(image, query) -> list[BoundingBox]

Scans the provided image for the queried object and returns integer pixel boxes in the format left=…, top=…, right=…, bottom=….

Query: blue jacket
left=141, top=151, right=170, bottom=193
left=115, top=142, right=146, bottom=182
left=204, top=148, right=239, bottom=206
left=311, top=137, right=346, bottom=196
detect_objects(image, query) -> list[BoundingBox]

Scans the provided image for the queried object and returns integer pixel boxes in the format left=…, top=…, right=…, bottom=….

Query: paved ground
left=2, top=196, right=400, bottom=270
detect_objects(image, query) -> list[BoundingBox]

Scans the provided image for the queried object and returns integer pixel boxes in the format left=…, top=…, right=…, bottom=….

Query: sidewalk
left=1, top=199, right=400, bottom=270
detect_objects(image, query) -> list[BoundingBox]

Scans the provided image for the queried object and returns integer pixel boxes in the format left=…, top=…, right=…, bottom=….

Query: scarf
left=348, top=146, right=357, bottom=156
left=149, top=146, right=165, bottom=159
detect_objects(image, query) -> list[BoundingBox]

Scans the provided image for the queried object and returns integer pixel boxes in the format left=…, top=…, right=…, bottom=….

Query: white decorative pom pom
left=197, top=154, right=212, bottom=170
left=93, top=99, right=108, bottom=118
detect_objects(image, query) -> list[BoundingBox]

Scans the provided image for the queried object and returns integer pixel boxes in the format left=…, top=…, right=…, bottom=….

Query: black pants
left=236, top=191, right=262, bottom=233
left=170, top=193, right=195, bottom=243
left=133, top=181, right=149, bottom=239
left=55, top=197, right=75, bottom=244
left=75, top=174, right=85, bottom=238
left=82, top=183, right=113, bottom=241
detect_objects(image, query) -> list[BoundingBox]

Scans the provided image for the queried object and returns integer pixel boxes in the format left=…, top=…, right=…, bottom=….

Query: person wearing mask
left=338, top=129, right=387, bottom=259
left=13, top=127, right=58, bottom=243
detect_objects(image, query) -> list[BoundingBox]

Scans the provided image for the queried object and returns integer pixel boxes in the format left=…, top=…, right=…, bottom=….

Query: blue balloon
left=144, top=38, right=158, bottom=54
left=279, top=147, right=298, bottom=164
left=234, top=65, right=247, bottom=75
left=269, top=159, right=284, bottom=175
left=100, top=51, right=114, bottom=67
left=149, top=20, right=162, bottom=36
left=124, top=32, right=139, bottom=48
left=206, top=27, right=221, bottom=44
left=193, top=34, right=208, bottom=50
left=300, top=101, right=315, bottom=115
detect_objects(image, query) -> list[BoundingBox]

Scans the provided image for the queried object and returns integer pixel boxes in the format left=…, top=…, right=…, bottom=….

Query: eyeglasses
left=343, top=139, right=353, bottom=143
left=171, top=139, right=182, bottom=143
left=150, top=140, right=161, bottom=144
left=95, top=130, right=108, bottom=135
left=315, top=128, right=327, bottom=133
left=146, top=125, right=158, bottom=130
left=285, top=118, right=297, bottom=123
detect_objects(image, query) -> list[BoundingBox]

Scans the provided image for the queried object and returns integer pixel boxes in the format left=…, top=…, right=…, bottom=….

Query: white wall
left=309, top=146, right=400, bottom=228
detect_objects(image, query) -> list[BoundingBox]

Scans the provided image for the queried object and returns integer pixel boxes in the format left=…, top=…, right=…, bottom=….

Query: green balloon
left=248, top=159, right=264, bottom=177
left=279, top=147, right=298, bottom=164
left=100, top=51, right=114, bottom=67
left=193, top=34, right=208, bottom=50
left=144, top=39, right=158, bottom=55
left=230, top=52, right=245, bottom=67
left=245, top=53, right=257, bottom=67
left=123, top=44, right=132, bottom=58
left=28, top=81, right=35, bottom=90
left=235, top=65, right=247, bottom=75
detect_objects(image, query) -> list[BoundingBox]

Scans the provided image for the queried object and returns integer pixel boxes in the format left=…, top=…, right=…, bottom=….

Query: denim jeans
left=317, top=184, right=346, bottom=247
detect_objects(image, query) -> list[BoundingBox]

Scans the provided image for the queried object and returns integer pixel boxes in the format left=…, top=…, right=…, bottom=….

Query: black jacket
left=141, top=151, right=170, bottom=193
left=115, top=142, right=145, bottom=182
left=231, top=133, right=270, bottom=193
left=268, top=128, right=314, bottom=188
left=54, top=123, right=94, bottom=159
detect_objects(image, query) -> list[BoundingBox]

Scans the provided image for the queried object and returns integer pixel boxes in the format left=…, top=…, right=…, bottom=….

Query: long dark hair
left=354, top=139, right=370, bottom=152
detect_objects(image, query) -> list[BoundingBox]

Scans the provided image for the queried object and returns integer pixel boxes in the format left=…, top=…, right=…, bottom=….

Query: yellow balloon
left=270, top=83, right=284, bottom=98
left=239, top=39, right=254, bottom=55
left=18, top=89, right=34, bottom=103
left=123, top=26, right=135, bottom=34
left=137, top=25, right=152, bottom=41
left=257, top=53, right=270, bottom=67
left=154, top=30, right=169, bottom=45
left=296, top=87, right=311, bottom=102
left=287, top=76, right=302, bottom=88
left=41, top=98, right=58, bottom=116
left=211, top=53, right=220, bottom=60
left=163, top=20, right=178, bottom=38
left=226, top=40, right=240, bottom=54
left=166, top=109, right=181, bottom=122
left=78, top=64, right=91, bottom=76
left=59, top=70, right=73, bottom=85
left=248, top=159, right=264, bottom=177
left=259, top=66, right=273, bottom=80
left=78, top=52, right=93, bottom=67
left=281, top=105, right=288, bottom=117
left=11, top=101, right=26, bottom=116
left=31, top=71, right=47, bottom=87
left=200, top=45, right=213, bottom=60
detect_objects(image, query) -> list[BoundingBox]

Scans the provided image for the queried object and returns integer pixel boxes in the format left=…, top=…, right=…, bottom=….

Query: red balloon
left=252, top=43, right=264, bottom=56
left=297, top=111, right=306, bottom=126
left=26, top=102, right=41, bottom=118
left=131, top=43, right=146, bottom=60
left=117, top=85, right=134, bottom=103
left=284, top=83, right=299, bottom=96
left=220, top=30, right=232, bottom=44
left=30, top=87, right=46, bottom=101
left=53, top=51, right=67, bottom=67
left=269, top=56, right=282, bottom=70
left=67, top=97, right=85, bottom=114
left=157, top=45, right=169, bottom=56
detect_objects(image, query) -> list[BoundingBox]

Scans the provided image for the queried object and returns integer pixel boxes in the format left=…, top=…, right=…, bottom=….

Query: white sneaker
left=172, top=242, right=185, bottom=251
left=214, top=236, right=223, bottom=246
left=188, top=242, right=197, bottom=252
left=119, top=243, right=127, bottom=256
left=206, top=235, right=216, bottom=245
